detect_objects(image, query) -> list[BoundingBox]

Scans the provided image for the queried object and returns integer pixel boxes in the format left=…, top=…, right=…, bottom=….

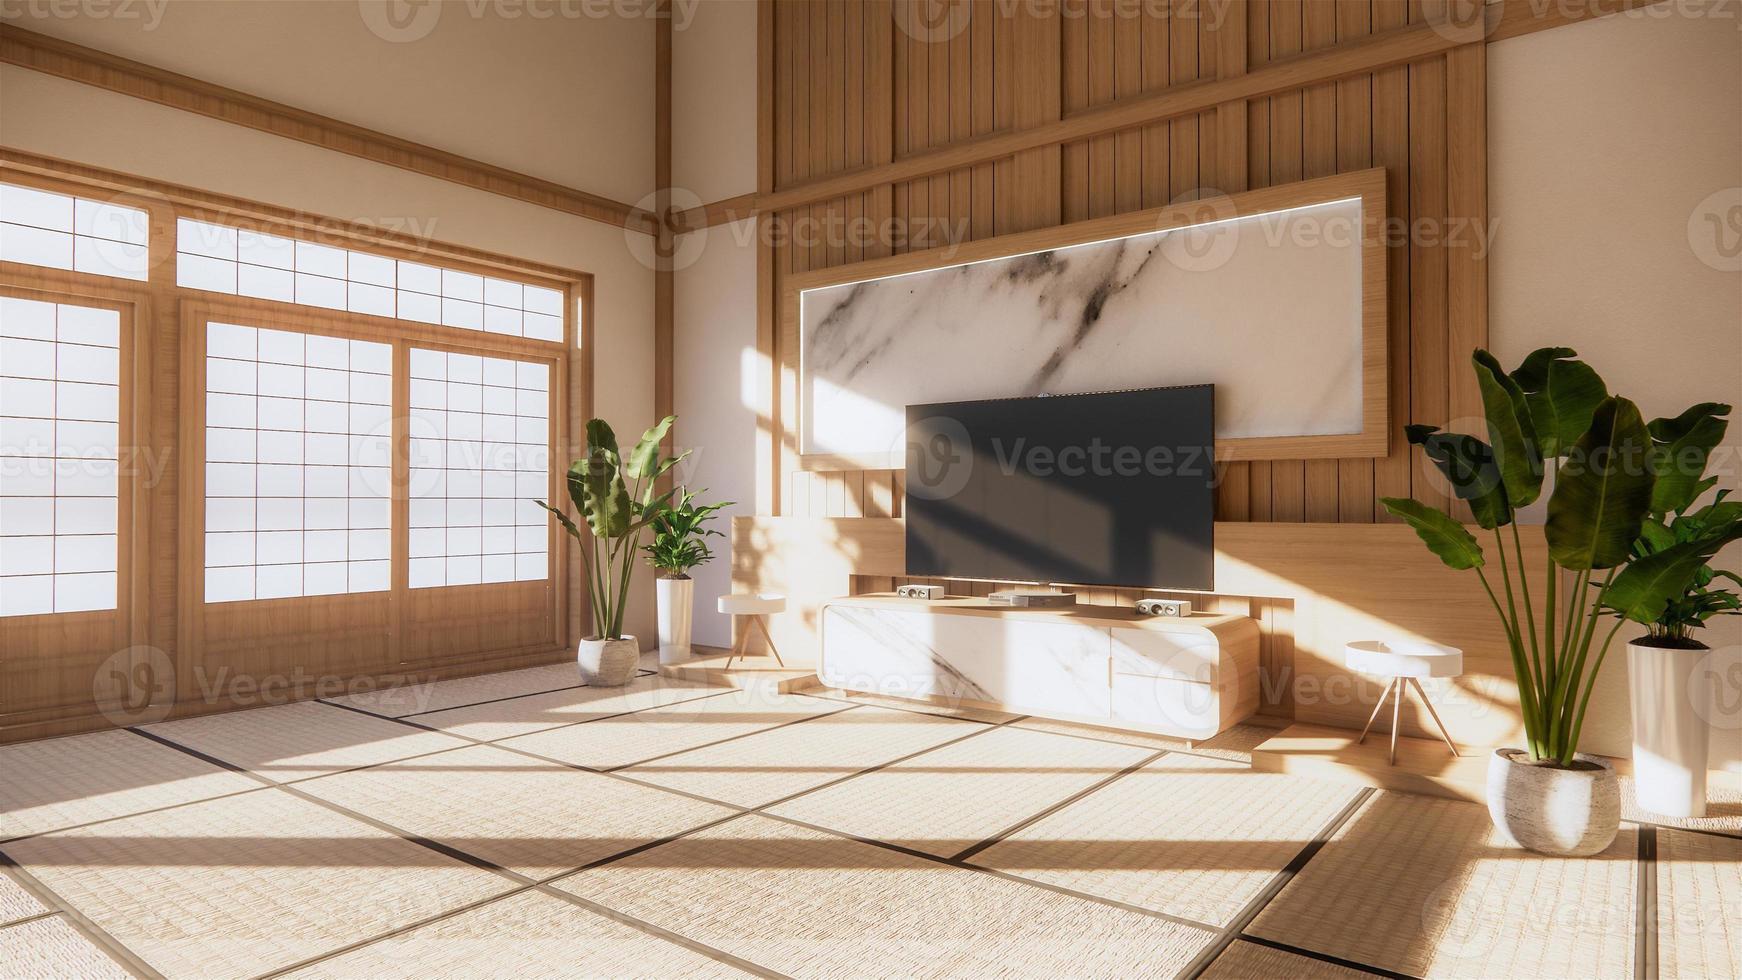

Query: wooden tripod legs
left=1356, top=677, right=1460, bottom=765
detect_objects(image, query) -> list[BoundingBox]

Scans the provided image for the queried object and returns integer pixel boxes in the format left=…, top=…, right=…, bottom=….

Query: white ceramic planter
left=656, top=576, right=694, bottom=665
left=1627, top=639, right=1712, bottom=818
left=1486, top=748, right=1620, bottom=857
left=576, top=635, right=639, bottom=687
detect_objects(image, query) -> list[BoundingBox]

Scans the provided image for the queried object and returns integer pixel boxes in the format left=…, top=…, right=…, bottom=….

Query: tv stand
left=818, top=594, right=1259, bottom=739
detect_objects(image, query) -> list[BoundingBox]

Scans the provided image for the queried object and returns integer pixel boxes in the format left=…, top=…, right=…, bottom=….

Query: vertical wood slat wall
left=762, top=1, right=1488, bottom=716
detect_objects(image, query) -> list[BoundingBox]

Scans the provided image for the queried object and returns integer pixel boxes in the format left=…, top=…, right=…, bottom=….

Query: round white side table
left=717, top=593, right=787, bottom=669
left=1346, top=639, right=1463, bottom=765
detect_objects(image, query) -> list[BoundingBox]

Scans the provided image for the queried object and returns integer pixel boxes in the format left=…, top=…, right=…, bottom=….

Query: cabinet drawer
left=1110, top=627, right=1220, bottom=684
left=1110, top=673, right=1219, bottom=739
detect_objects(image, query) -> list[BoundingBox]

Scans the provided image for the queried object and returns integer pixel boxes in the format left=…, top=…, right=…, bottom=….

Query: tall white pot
left=1627, top=639, right=1711, bottom=818
left=656, top=576, right=694, bottom=665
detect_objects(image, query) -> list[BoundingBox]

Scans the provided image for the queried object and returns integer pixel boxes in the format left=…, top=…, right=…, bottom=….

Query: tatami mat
left=325, top=663, right=579, bottom=717
left=413, top=674, right=730, bottom=742
left=1200, top=939, right=1379, bottom=979
left=803, top=687, right=1020, bottom=724
left=1010, top=716, right=1277, bottom=762
left=768, top=724, right=1151, bottom=857
left=553, top=813, right=1217, bottom=977
left=623, top=704, right=985, bottom=809
left=0, top=729, right=258, bottom=839
left=286, top=889, right=746, bottom=979
left=3, top=789, right=514, bottom=978
left=1623, top=775, right=1742, bottom=837
left=142, top=700, right=469, bottom=784
left=972, top=752, right=1359, bottom=926
left=1657, top=829, right=1742, bottom=979
left=495, top=686, right=844, bottom=771
left=0, top=873, right=47, bottom=925
left=294, top=743, right=735, bottom=879
left=1249, top=792, right=1637, bottom=979
left=0, top=916, right=130, bottom=979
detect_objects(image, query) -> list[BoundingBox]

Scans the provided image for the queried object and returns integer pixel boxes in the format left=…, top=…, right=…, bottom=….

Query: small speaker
left=896, top=584, right=947, bottom=600
left=1136, top=598, right=1193, bottom=617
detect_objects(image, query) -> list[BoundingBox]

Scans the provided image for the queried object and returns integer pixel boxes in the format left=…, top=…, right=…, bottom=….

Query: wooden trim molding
left=0, top=24, right=656, bottom=235
left=784, top=169, right=1390, bottom=468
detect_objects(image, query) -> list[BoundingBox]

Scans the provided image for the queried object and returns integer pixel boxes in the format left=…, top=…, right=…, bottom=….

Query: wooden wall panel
left=765, top=0, right=1488, bottom=532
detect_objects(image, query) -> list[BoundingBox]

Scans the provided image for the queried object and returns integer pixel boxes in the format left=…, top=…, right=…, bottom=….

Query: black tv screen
left=904, top=385, right=1214, bottom=591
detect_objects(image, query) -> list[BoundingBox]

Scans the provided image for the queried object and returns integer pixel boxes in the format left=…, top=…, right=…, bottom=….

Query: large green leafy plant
left=1380, top=349, right=1729, bottom=767
left=538, top=416, right=686, bottom=640
left=643, top=487, right=733, bottom=578
left=1602, top=404, right=1740, bottom=648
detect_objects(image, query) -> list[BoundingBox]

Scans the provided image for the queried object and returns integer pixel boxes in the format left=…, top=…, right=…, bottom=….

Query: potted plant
left=537, top=416, right=684, bottom=686
left=1382, top=347, right=1682, bottom=855
left=643, top=486, right=734, bottom=665
left=1603, top=402, right=1738, bottom=817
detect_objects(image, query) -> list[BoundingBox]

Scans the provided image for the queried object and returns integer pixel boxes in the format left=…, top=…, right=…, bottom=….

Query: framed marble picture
left=787, top=168, right=1388, bottom=471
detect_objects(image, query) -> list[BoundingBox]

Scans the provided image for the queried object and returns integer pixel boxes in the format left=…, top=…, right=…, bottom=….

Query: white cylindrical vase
left=1627, top=639, right=1711, bottom=818
left=656, top=576, right=694, bottom=665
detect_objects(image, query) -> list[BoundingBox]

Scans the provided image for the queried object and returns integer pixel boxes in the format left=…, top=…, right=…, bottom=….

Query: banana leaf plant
left=1601, top=403, right=1741, bottom=648
left=536, top=416, right=686, bottom=641
left=1382, top=348, right=1679, bottom=767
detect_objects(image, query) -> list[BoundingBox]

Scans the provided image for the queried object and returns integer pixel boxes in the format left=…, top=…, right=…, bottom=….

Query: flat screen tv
left=904, top=385, right=1214, bottom=591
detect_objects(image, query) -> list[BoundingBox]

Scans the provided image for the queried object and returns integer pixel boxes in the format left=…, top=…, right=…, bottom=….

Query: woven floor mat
left=1657, top=829, right=1742, bottom=979
left=1, top=729, right=258, bottom=839
left=970, top=752, right=1359, bottom=927
left=553, top=813, right=1216, bottom=978
left=0, top=873, right=46, bottom=926
left=493, top=686, right=845, bottom=771
left=414, top=673, right=732, bottom=742
left=285, top=889, right=746, bottom=978
left=801, top=687, right=1020, bottom=724
left=767, top=724, right=1151, bottom=857
left=2, top=788, right=513, bottom=977
left=0, top=916, right=130, bottom=978
left=1623, top=775, right=1742, bottom=837
left=1249, top=791, right=1637, bottom=979
left=1200, top=939, right=1381, bottom=978
left=621, top=705, right=985, bottom=809
left=294, top=743, right=735, bottom=879
left=325, top=663, right=579, bottom=717
left=1010, top=717, right=1277, bottom=762
left=141, top=701, right=468, bottom=784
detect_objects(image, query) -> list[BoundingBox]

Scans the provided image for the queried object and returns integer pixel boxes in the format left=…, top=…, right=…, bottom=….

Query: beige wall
left=0, top=0, right=658, bottom=204
left=1488, top=4, right=1742, bottom=770
left=671, top=0, right=757, bottom=204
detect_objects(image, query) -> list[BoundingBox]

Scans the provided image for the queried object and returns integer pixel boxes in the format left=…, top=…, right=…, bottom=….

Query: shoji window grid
left=0, top=296, right=125, bottom=617
left=176, top=219, right=566, bottom=342
left=407, top=347, right=552, bottom=589
left=202, top=321, right=395, bottom=602
left=0, top=182, right=149, bottom=282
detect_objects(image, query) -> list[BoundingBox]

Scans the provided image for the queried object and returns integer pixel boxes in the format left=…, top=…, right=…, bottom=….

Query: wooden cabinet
left=819, top=595, right=1259, bottom=739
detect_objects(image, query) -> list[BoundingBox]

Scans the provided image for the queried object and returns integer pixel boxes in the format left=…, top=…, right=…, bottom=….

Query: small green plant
left=537, top=416, right=685, bottom=641
left=1601, top=403, right=1740, bottom=649
left=643, top=487, right=733, bottom=578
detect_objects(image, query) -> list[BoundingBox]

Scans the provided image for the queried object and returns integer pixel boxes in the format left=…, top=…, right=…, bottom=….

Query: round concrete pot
left=1486, top=748, right=1620, bottom=857
left=577, top=635, right=639, bottom=687
left=1626, top=639, right=1711, bottom=818
left=656, top=576, right=694, bottom=666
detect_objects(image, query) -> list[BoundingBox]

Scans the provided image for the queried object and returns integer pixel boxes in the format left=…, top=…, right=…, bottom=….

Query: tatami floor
left=2, top=660, right=1737, bottom=979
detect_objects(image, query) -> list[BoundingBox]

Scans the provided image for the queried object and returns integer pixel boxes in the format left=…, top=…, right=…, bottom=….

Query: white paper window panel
left=174, top=219, right=565, bottom=340
left=797, top=196, right=1367, bottom=456
left=407, top=348, right=549, bottom=588
left=203, top=322, right=392, bottom=601
left=1, top=184, right=148, bottom=282
left=0, top=300, right=123, bottom=616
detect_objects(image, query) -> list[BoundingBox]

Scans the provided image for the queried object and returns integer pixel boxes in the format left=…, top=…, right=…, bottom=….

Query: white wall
left=671, top=0, right=757, bottom=205
left=672, top=218, right=759, bottom=647
left=0, top=0, right=657, bottom=204
left=1488, top=5, right=1742, bottom=772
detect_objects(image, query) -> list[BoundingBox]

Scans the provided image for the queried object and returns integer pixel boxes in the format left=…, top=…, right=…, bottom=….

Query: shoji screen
left=407, top=348, right=550, bottom=589
left=203, top=322, right=394, bottom=602
left=0, top=297, right=121, bottom=615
